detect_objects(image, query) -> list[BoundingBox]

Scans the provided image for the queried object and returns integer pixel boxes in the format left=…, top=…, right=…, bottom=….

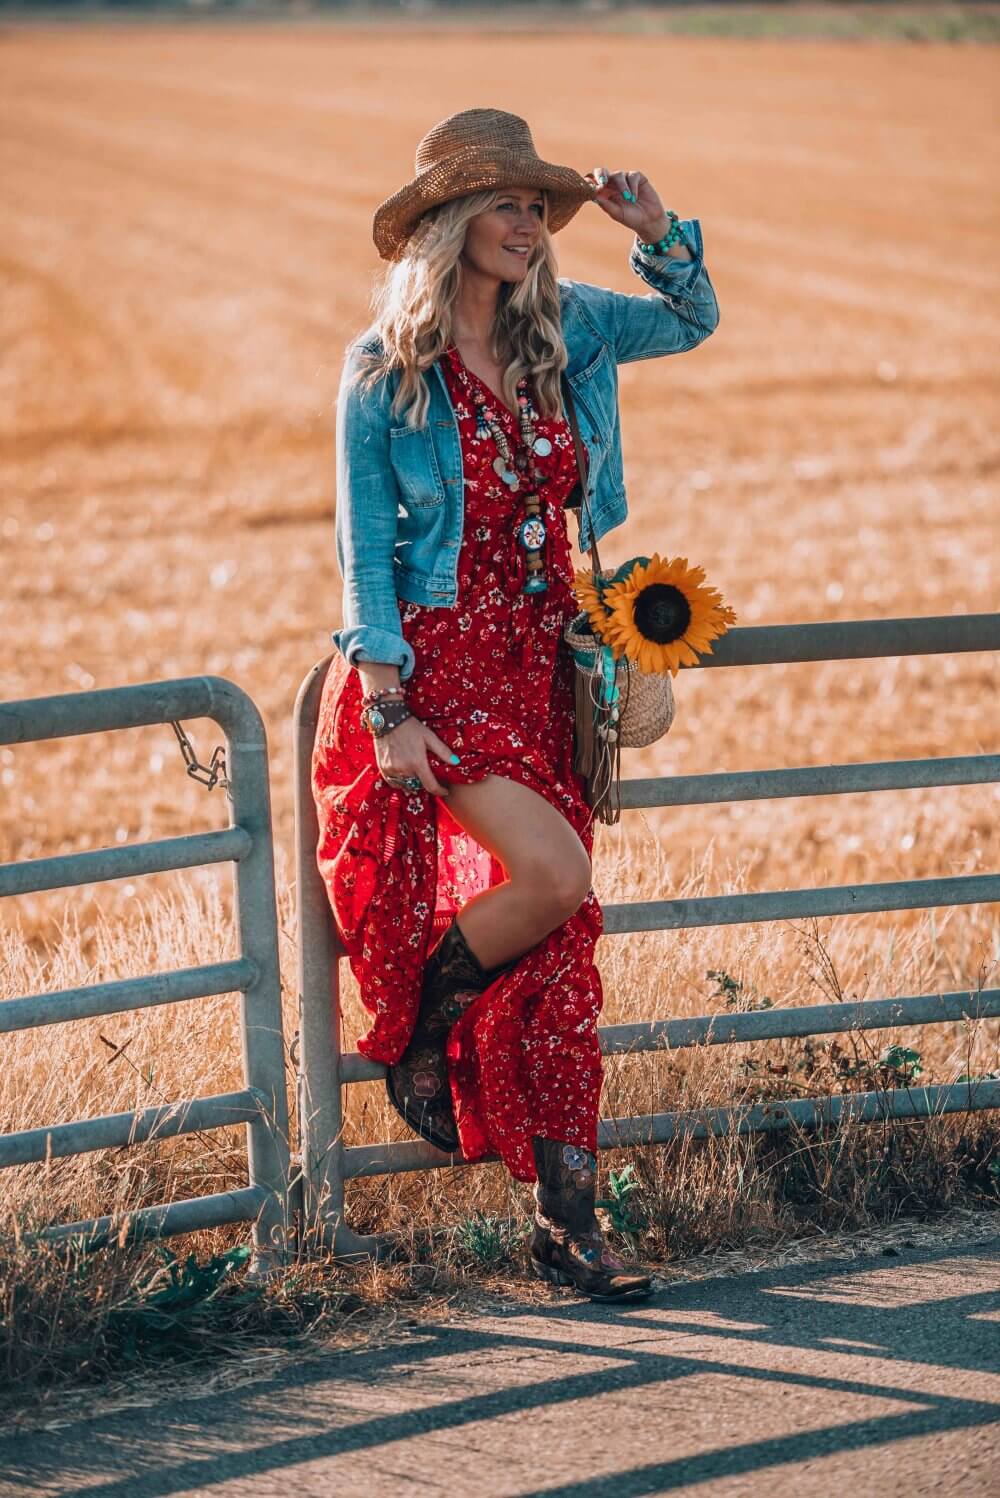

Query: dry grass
left=2, top=860, right=997, bottom=1413
left=1, top=20, right=998, bottom=1408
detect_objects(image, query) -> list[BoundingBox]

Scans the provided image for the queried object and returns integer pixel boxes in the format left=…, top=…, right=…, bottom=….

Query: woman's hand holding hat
left=584, top=167, right=671, bottom=241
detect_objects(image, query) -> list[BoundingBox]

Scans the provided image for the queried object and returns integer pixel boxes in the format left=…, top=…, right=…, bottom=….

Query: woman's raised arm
left=562, top=218, right=720, bottom=364
left=568, top=165, right=720, bottom=363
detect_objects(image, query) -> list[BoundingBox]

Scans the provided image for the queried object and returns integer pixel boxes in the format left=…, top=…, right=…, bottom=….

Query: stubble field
left=1, top=20, right=997, bottom=1265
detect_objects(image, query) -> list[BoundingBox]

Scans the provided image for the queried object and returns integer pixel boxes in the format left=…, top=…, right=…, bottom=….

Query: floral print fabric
left=311, top=344, right=604, bottom=1182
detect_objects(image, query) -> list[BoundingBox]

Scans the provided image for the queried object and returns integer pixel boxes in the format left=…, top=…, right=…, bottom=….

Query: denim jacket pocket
left=389, top=424, right=446, bottom=508
left=569, top=352, right=613, bottom=494
left=575, top=341, right=613, bottom=401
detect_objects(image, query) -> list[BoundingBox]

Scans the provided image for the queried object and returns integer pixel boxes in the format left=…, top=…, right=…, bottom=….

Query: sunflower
left=573, top=553, right=737, bottom=676
left=571, top=567, right=622, bottom=644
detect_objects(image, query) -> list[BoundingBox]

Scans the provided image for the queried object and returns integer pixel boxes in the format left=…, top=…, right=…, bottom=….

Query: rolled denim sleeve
left=329, top=347, right=416, bottom=682
left=566, top=218, right=720, bottom=366
left=618, top=217, right=720, bottom=362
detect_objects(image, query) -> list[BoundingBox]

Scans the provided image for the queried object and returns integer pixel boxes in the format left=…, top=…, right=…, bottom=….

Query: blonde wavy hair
left=347, top=187, right=568, bottom=428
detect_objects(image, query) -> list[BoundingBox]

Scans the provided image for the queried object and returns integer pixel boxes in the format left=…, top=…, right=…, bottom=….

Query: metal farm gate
left=293, top=613, right=1000, bottom=1260
left=2, top=614, right=997, bottom=1265
left=0, top=677, right=291, bottom=1271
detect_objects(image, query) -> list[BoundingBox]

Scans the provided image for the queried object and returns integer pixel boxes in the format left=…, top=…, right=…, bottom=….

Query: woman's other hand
left=375, top=714, right=457, bottom=798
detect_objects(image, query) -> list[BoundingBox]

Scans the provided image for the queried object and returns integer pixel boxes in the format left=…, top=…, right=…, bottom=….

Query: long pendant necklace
left=450, top=350, right=553, bottom=595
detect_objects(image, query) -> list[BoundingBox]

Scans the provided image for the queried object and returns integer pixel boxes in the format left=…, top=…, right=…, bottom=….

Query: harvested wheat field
left=0, top=19, right=997, bottom=1263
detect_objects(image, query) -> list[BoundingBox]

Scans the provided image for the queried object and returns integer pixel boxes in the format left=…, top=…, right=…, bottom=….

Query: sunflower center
left=633, top=583, right=691, bottom=643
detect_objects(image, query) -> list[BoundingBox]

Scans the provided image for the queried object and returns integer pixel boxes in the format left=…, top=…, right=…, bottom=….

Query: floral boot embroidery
left=529, top=1138, right=653, bottom=1302
left=386, top=915, right=518, bottom=1154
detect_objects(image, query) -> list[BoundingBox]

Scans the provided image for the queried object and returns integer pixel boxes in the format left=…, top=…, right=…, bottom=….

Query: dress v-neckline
left=445, top=345, right=520, bottom=422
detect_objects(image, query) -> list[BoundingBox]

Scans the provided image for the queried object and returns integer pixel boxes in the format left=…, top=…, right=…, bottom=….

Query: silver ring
left=385, top=773, right=423, bottom=792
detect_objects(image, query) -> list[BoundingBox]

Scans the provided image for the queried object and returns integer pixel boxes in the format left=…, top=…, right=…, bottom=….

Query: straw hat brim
left=373, top=147, right=599, bottom=262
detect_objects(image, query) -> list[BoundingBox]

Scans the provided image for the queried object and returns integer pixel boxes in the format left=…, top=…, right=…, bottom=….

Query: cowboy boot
left=386, top=912, right=519, bottom=1153
left=529, top=1137, right=653, bottom=1302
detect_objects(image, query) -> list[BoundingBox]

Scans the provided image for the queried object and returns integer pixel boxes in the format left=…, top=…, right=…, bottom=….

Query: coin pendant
left=493, top=456, right=507, bottom=477
left=532, top=437, right=552, bottom=457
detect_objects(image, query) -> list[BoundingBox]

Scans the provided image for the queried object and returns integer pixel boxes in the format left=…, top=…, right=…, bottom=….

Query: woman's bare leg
left=440, top=775, right=592, bottom=972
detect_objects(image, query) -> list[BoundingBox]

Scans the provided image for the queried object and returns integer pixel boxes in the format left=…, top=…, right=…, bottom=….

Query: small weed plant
left=454, top=1211, right=521, bottom=1270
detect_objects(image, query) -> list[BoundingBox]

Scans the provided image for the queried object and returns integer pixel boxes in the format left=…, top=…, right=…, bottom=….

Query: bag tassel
left=559, top=371, right=630, bottom=827
left=572, top=652, right=624, bottom=826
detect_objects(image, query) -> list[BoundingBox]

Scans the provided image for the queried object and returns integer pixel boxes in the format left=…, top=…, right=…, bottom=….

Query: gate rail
left=0, top=678, right=291, bottom=1269
left=294, top=614, right=1000, bottom=1259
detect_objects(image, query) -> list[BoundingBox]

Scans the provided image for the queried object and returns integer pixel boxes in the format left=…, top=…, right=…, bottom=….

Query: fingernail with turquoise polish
left=450, top=754, right=461, bottom=764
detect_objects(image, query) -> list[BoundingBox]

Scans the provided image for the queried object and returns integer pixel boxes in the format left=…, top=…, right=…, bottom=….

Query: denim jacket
left=331, top=219, right=720, bottom=682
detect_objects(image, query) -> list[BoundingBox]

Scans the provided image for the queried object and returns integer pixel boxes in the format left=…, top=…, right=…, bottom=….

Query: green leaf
left=608, top=557, right=650, bottom=587
left=880, top=1045, right=923, bottom=1080
left=707, top=968, right=743, bottom=1003
left=596, top=1164, right=648, bottom=1239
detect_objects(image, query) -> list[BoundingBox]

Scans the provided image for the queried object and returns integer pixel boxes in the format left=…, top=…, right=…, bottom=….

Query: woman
left=312, top=108, right=720, bottom=1302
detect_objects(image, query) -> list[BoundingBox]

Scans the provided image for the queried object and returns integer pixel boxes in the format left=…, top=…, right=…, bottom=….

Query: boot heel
left=531, top=1256, right=573, bottom=1288
left=530, top=1256, right=551, bottom=1283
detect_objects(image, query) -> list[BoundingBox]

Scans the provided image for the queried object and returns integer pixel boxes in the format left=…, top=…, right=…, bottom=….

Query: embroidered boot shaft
left=530, top=1136, right=653, bottom=1302
left=386, top=914, right=519, bottom=1154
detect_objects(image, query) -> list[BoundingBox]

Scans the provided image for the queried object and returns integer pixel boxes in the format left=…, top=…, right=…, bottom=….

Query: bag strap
left=560, top=373, right=603, bottom=579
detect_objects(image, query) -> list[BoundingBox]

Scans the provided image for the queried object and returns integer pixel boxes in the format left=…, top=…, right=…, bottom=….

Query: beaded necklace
left=446, top=346, right=552, bottom=595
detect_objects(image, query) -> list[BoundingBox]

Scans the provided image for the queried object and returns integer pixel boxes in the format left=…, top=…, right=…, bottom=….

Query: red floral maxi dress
left=311, top=344, right=604, bottom=1184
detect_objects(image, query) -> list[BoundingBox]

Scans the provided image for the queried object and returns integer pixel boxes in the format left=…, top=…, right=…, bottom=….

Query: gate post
left=293, top=659, right=381, bottom=1258
left=216, top=679, right=294, bottom=1274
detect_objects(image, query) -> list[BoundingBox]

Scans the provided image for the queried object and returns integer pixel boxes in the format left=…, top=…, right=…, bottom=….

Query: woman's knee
left=444, top=773, right=591, bottom=915
left=512, top=845, right=592, bottom=921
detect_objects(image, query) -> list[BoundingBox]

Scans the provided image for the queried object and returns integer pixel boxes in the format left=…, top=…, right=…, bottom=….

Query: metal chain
left=169, top=720, right=233, bottom=803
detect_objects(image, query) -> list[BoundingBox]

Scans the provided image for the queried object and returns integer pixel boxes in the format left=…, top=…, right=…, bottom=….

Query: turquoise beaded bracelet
left=638, top=209, right=684, bottom=255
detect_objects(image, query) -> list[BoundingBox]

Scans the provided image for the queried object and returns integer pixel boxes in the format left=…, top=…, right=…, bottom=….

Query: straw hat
left=372, top=107, right=599, bottom=262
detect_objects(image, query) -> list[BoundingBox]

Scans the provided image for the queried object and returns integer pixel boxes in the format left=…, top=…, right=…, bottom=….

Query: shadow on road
left=2, top=1231, right=998, bottom=1496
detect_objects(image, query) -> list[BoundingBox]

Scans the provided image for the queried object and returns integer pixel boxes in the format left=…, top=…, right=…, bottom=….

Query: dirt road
left=1, top=1231, right=998, bottom=1495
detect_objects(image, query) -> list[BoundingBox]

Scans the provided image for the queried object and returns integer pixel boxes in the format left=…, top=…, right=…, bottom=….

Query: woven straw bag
left=560, top=377, right=677, bottom=824
left=564, top=592, right=677, bottom=750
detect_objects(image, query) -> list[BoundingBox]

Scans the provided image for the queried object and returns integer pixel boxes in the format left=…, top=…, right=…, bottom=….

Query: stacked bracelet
left=638, top=210, right=684, bottom=256
left=360, top=698, right=413, bottom=738
left=360, top=684, right=406, bottom=709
